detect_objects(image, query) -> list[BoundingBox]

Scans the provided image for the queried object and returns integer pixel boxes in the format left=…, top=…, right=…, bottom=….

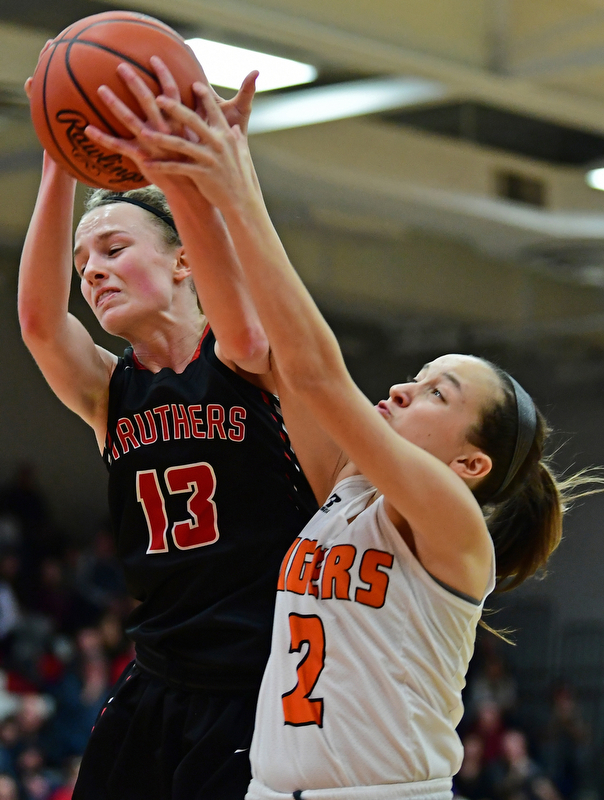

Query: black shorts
left=72, top=661, right=258, bottom=800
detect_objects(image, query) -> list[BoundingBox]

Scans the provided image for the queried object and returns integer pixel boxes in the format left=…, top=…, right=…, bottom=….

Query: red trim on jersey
left=194, top=322, right=211, bottom=357
left=132, top=323, right=210, bottom=370
left=132, top=350, right=146, bottom=370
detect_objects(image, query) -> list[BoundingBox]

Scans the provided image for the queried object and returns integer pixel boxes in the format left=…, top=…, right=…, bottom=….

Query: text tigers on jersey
left=278, top=536, right=394, bottom=609
left=106, top=403, right=247, bottom=462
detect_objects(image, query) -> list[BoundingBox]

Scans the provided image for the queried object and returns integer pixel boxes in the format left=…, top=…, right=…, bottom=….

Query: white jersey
left=249, top=475, right=495, bottom=797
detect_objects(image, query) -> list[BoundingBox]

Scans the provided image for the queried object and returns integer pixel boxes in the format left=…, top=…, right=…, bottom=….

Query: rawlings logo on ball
left=29, top=10, right=204, bottom=189
left=56, top=110, right=145, bottom=186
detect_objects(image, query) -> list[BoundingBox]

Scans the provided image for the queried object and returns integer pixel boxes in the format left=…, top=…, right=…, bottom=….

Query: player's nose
left=388, top=383, right=414, bottom=408
left=82, top=256, right=109, bottom=283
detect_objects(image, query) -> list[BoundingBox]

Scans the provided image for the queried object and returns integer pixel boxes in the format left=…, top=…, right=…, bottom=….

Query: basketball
left=29, top=11, right=204, bottom=190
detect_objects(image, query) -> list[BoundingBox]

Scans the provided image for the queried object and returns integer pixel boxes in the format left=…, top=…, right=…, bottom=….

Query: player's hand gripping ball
left=29, top=10, right=204, bottom=190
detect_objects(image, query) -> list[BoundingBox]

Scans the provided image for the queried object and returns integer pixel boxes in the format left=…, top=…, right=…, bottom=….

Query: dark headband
left=495, top=375, right=537, bottom=497
left=103, top=195, right=177, bottom=232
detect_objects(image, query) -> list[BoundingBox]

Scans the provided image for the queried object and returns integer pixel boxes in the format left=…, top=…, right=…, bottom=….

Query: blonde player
left=19, top=60, right=319, bottom=800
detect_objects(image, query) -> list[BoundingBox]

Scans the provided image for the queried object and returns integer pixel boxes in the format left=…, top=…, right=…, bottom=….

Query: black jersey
left=103, top=326, right=317, bottom=690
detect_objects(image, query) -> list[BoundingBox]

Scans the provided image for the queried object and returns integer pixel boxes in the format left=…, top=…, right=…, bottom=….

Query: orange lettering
left=321, top=545, right=356, bottom=600
left=277, top=538, right=302, bottom=592
left=355, top=549, right=394, bottom=608
left=308, top=547, right=326, bottom=598
left=286, top=539, right=318, bottom=595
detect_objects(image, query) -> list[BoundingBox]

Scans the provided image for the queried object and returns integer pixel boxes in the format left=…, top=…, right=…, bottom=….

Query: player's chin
left=95, top=304, right=127, bottom=336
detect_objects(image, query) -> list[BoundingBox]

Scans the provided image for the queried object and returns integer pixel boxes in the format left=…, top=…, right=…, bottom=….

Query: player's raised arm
left=85, top=58, right=271, bottom=375
left=18, top=150, right=116, bottom=440
left=130, top=88, right=494, bottom=596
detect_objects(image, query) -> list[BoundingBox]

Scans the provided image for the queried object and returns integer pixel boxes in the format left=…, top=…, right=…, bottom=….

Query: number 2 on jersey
left=136, top=462, right=219, bottom=553
left=282, top=614, right=326, bottom=727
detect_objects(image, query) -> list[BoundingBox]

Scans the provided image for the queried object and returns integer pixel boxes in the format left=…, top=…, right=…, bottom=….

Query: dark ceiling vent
left=382, top=101, right=604, bottom=166
left=496, top=171, right=546, bottom=207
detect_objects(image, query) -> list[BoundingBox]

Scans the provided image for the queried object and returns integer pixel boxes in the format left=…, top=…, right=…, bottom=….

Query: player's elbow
left=18, top=299, right=57, bottom=348
left=221, top=325, right=270, bottom=371
left=18, top=306, right=44, bottom=344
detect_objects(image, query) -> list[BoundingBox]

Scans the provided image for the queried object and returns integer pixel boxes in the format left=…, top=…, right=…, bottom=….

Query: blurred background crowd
left=0, top=460, right=603, bottom=800
left=0, top=462, right=132, bottom=800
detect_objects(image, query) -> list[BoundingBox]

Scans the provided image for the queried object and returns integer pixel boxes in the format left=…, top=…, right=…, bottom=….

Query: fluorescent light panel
left=185, top=37, right=317, bottom=92
left=248, top=77, right=448, bottom=134
left=586, top=167, right=604, bottom=191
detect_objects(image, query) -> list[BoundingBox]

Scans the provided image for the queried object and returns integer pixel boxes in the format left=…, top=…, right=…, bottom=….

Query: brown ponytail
left=469, top=362, right=602, bottom=592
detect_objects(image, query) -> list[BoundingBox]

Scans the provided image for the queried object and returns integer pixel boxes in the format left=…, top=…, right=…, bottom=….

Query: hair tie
left=495, top=376, right=537, bottom=497
left=103, top=195, right=177, bottom=232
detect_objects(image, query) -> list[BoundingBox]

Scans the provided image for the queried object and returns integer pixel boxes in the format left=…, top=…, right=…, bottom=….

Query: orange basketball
left=29, top=10, right=204, bottom=190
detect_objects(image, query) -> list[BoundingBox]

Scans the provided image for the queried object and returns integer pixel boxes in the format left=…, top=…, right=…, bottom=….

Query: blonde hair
left=84, top=186, right=181, bottom=249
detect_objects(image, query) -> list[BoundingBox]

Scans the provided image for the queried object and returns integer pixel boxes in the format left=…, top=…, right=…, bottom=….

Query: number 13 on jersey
left=136, top=462, right=220, bottom=553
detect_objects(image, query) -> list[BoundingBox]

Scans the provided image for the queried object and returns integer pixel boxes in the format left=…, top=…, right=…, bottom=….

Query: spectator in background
left=13, top=694, right=55, bottom=763
left=74, top=525, right=125, bottom=614
left=0, top=464, right=48, bottom=544
left=491, top=730, right=561, bottom=800
left=540, top=684, right=590, bottom=800
left=0, top=774, right=18, bottom=800
left=49, top=757, right=80, bottom=800
left=0, top=555, right=21, bottom=656
left=17, top=743, right=54, bottom=800
left=0, top=464, right=53, bottom=604
left=472, top=700, right=509, bottom=766
left=454, top=733, right=495, bottom=800
left=46, top=628, right=109, bottom=762
left=32, top=559, right=76, bottom=635
left=97, top=612, right=133, bottom=686
left=0, top=718, right=19, bottom=777
left=466, top=654, right=518, bottom=721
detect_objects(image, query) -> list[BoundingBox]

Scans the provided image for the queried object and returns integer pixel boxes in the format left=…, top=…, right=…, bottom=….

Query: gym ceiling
left=3, top=0, right=604, bottom=371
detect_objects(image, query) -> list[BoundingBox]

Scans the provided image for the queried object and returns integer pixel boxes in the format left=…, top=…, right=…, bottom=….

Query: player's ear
left=173, top=246, right=191, bottom=282
left=449, top=449, right=492, bottom=483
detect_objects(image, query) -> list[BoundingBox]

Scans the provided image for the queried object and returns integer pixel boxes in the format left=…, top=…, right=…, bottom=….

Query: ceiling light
left=586, top=167, right=604, bottom=191
left=248, top=77, right=447, bottom=134
left=185, top=37, right=317, bottom=92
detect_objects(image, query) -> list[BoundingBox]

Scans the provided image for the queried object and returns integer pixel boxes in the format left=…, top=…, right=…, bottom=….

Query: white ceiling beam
left=510, top=45, right=604, bottom=78
left=249, top=131, right=604, bottom=263
left=506, top=9, right=604, bottom=57
left=102, top=0, right=604, bottom=134
left=248, top=77, right=447, bottom=134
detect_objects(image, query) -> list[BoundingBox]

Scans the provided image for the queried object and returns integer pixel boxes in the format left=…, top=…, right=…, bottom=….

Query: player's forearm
left=220, top=189, right=347, bottom=394
left=161, top=180, right=270, bottom=372
left=18, top=155, right=77, bottom=343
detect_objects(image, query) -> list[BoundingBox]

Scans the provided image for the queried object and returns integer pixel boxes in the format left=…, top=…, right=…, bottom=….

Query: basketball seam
left=61, top=17, right=187, bottom=136
left=64, top=39, right=127, bottom=139
left=71, top=16, right=186, bottom=51
left=41, top=38, right=103, bottom=186
left=57, top=13, right=182, bottom=44
left=60, top=38, right=160, bottom=82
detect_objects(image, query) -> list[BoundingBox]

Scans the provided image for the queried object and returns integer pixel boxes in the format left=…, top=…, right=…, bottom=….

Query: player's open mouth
left=95, top=288, right=119, bottom=307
